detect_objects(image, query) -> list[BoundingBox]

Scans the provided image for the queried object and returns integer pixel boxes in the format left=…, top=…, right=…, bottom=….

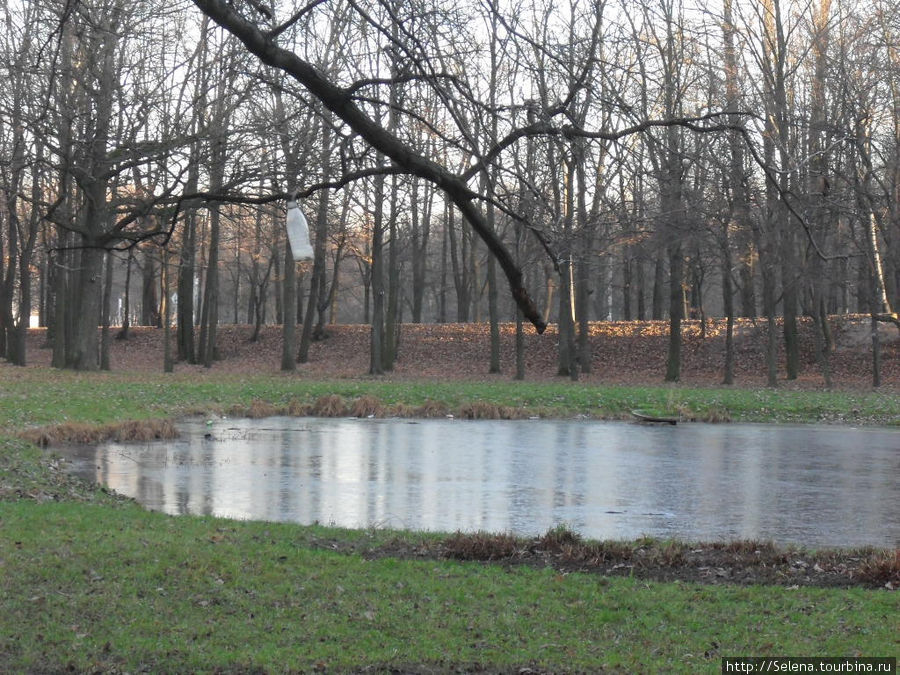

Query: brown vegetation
left=20, top=419, right=178, bottom=447
left=393, top=527, right=900, bottom=590
left=350, top=395, right=385, bottom=418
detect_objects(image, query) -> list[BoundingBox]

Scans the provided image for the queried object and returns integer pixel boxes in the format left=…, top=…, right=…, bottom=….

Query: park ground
left=20, top=315, right=900, bottom=389
left=1, top=318, right=898, bottom=672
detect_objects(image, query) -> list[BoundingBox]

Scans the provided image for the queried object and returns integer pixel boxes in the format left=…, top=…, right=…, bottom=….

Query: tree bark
left=370, top=170, right=386, bottom=375
left=100, top=252, right=114, bottom=370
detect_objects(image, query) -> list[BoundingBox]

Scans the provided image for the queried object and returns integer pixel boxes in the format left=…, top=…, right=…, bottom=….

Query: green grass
left=2, top=502, right=897, bottom=673
left=1, top=368, right=898, bottom=671
left=1, top=367, right=898, bottom=432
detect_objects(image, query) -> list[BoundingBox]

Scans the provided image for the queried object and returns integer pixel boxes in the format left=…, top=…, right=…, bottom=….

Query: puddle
left=56, top=417, right=900, bottom=548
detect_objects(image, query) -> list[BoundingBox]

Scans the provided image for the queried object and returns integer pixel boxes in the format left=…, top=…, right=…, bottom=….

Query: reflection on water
left=59, top=417, right=900, bottom=548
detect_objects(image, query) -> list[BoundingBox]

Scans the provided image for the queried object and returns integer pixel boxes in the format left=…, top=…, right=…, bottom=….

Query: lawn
left=1, top=367, right=897, bottom=672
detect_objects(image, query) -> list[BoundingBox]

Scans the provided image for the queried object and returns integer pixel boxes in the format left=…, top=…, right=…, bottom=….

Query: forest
left=0, top=0, right=898, bottom=384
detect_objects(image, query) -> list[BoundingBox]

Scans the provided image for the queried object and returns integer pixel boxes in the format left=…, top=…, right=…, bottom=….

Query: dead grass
left=457, top=401, right=523, bottom=420
left=415, top=399, right=450, bottom=418
left=111, top=419, right=178, bottom=442
left=858, top=549, right=900, bottom=586
left=710, top=539, right=780, bottom=556
left=242, top=400, right=283, bottom=419
left=701, top=406, right=733, bottom=423
left=20, top=419, right=178, bottom=447
left=286, top=398, right=310, bottom=416
left=389, top=403, right=420, bottom=418
left=588, top=541, right=637, bottom=562
left=443, top=531, right=522, bottom=560
left=350, top=395, right=385, bottom=418
left=537, top=524, right=583, bottom=552
left=642, top=540, right=688, bottom=566
left=410, top=529, right=898, bottom=589
left=311, top=394, right=348, bottom=417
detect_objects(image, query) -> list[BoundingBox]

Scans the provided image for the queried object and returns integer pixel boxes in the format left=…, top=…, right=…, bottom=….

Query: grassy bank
left=3, top=502, right=896, bottom=673
left=1, top=367, right=898, bottom=671
left=2, top=366, right=899, bottom=433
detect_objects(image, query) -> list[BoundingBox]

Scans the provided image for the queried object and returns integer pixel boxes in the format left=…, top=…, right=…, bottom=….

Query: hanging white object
left=285, top=199, right=314, bottom=261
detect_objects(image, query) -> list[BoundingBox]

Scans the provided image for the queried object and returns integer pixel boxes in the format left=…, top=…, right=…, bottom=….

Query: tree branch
left=267, top=0, right=328, bottom=39
left=191, top=0, right=547, bottom=333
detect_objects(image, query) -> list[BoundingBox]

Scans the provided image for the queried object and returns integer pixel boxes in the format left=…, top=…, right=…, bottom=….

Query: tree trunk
left=100, top=251, right=114, bottom=370
left=486, top=206, right=501, bottom=374
left=70, top=246, right=105, bottom=371
left=176, top=204, right=196, bottom=362
left=722, top=242, right=735, bottom=385
left=438, top=213, right=447, bottom=323
left=652, top=255, right=665, bottom=320
left=871, top=311, right=882, bottom=387
left=163, top=248, right=174, bottom=373
left=117, top=250, right=133, bottom=340
left=141, top=250, right=160, bottom=327
left=576, top=198, right=592, bottom=374
left=739, top=260, right=756, bottom=318
left=664, top=243, right=683, bottom=382
left=198, top=200, right=221, bottom=367
left=635, top=258, right=646, bottom=321
left=410, top=179, right=432, bottom=324
left=281, top=237, right=297, bottom=371
left=762, top=262, right=779, bottom=387
left=370, top=171, right=386, bottom=375
left=781, top=236, right=800, bottom=380
left=384, top=173, right=400, bottom=370
left=298, top=121, right=332, bottom=362
left=447, top=204, right=469, bottom=322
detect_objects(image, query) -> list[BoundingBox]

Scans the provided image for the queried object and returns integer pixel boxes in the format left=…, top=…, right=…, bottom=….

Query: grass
left=2, top=503, right=897, bottom=673
left=1, top=367, right=898, bottom=434
left=1, top=366, right=898, bottom=671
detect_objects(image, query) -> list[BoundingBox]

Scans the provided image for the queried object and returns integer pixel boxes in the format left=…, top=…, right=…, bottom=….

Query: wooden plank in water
left=630, top=410, right=678, bottom=425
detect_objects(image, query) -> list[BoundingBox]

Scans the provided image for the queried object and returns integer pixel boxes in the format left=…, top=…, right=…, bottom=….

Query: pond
left=57, top=417, right=900, bottom=548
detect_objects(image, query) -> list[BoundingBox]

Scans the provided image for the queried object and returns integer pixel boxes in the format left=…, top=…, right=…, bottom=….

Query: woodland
left=1, top=0, right=899, bottom=386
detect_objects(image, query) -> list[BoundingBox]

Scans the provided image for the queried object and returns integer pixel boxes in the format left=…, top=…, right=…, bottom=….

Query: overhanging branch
left=191, top=0, right=547, bottom=333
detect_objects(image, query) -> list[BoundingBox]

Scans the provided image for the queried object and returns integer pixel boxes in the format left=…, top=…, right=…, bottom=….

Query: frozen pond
left=58, top=417, right=900, bottom=548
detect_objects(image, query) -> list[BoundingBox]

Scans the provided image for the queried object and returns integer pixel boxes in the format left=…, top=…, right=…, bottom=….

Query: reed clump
left=442, top=531, right=522, bottom=561
left=858, top=549, right=900, bottom=586
left=20, top=418, right=178, bottom=447
left=457, top=401, right=522, bottom=420
left=350, top=395, right=384, bottom=418
left=311, top=394, right=348, bottom=417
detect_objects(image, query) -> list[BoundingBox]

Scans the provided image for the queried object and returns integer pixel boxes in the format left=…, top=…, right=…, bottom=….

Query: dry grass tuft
left=442, top=531, right=522, bottom=561
left=702, top=406, right=733, bottom=423
left=246, top=400, right=282, bottom=419
left=21, top=423, right=95, bottom=447
left=529, top=529, right=637, bottom=565
left=226, top=403, right=250, bottom=417
left=857, top=549, right=900, bottom=586
left=21, top=418, right=179, bottom=447
left=112, top=419, right=178, bottom=442
left=389, top=403, right=419, bottom=418
left=286, top=398, right=311, bottom=416
left=457, top=402, right=521, bottom=420
left=457, top=401, right=498, bottom=419
left=644, top=540, right=688, bottom=566
left=311, top=394, right=348, bottom=417
left=416, top=399, right=450, bottom=418
left=537, top=525, right=583, bottom=553
left=350, top=395, right=384, bottom=418
left=590, top=540, right=636, bottom=562
left=712, top=539, right=777, bottom=555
